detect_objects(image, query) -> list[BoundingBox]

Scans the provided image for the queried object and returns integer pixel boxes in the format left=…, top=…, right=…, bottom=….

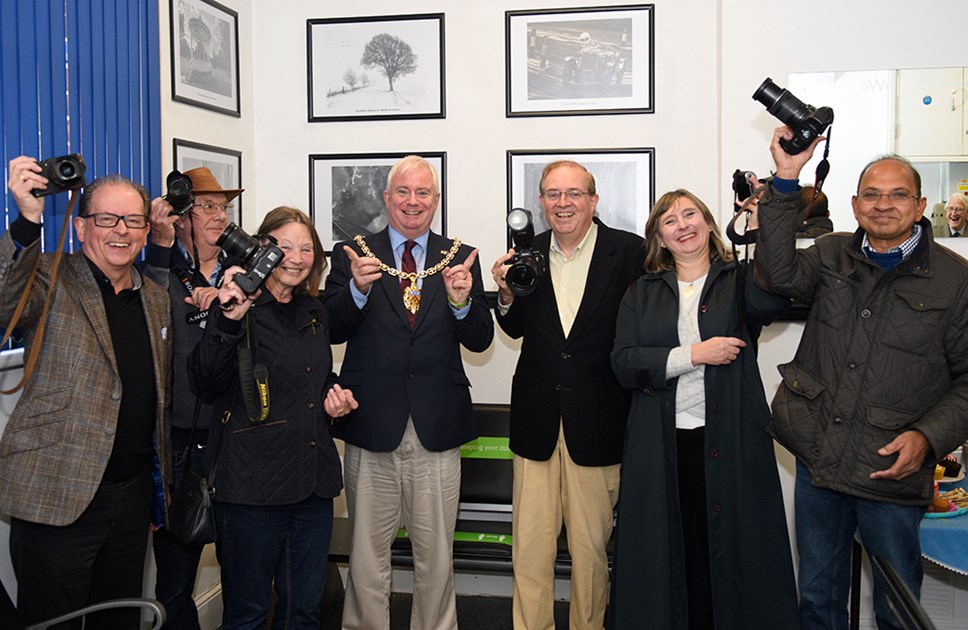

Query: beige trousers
left=511, top=426, right=621, bottom=630
left=341, top=420, right=461, bottom=630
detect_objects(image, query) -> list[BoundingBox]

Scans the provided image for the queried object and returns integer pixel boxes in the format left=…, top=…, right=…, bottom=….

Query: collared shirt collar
left=550, top=222, right=598, bottom=259
left=862, top=223, right=922, bottom=260
left=388, top=226, right=429, bottom=256
left=176, top=240, right=226, bottom=285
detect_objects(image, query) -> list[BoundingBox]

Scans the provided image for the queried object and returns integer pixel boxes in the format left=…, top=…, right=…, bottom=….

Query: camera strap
left=236, top=310, right=270, bottom=423
left=0, top=191, right=79, bottom=395
left=812, top=127, right=832, bottom=199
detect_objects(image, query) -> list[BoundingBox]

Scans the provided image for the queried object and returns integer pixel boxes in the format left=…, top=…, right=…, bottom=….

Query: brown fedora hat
left=183, top=167, right=243, bottom=203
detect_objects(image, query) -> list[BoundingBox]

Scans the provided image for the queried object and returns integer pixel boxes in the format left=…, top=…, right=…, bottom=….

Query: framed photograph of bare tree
left=309, top=152, right=447, bottom=253
left=170, top=0, right=240, bottom=117
left=173, top=138, right=243, bottom=222
left=507, top=148, right=655, bottom=243
left=307, top=14, right=445, bottom=122
left=506, top=5, right=654, bottom=117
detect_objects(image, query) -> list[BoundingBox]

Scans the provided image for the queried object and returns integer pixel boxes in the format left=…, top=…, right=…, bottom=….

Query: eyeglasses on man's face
left=193, top=201, right=234, bottom=215
left=83, top=213, right=149, bottom=229
left=857, top=190, right=920, bottom=205
left=392, top=188, right=434, bottom=201
left=541, top=189, right=591, bottom=202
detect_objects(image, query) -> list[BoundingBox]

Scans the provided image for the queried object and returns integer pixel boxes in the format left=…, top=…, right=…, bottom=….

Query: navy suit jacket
left=497, top=219, right=644, bottom=466
left=323, top=228, right=493, bottom=452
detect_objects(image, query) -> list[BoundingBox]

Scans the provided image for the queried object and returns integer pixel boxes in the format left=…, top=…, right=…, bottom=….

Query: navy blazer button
left=307, top=402, right=316, bottom=410
left=713, top=503, right=722, bottom=512
left=700, top=305, right=708, bottom=313
left=305, top=365, right=312, bottom=373
left=555, top=384, right=561, bottom=391
left=710, top=449, right=718, bottom=458
left=309, top=440, right=317, bottom=447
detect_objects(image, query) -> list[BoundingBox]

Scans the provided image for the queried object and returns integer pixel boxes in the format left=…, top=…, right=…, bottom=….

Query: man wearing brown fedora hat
left=144, top=166, right=242, bottom=630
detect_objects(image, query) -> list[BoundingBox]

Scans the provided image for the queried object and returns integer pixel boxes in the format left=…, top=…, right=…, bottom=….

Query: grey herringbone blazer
left=0, top=232, right=172, bottom=526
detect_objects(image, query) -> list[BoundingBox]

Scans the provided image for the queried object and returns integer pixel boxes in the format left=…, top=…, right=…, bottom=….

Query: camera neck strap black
left=236, top=310, right=270, bottom=423
left=812, top=127, right=832, bottom=199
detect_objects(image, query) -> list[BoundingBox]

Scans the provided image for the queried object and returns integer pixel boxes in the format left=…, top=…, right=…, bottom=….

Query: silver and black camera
left=31, top=154, right=86, bottom=198
left=504, top=208, right=546, bottom=297
left=164, top=170, right=195, bottom=216
left=216, top=223, right=284, bottom=295
left=753, top=78, right=834, bottom=155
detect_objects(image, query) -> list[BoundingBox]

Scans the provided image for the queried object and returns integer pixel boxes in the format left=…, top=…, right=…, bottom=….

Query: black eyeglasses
left=82, top=213, right=149, bottom=229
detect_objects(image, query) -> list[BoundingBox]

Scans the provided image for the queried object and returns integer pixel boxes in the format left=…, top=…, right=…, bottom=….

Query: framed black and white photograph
left=307, top=14, right=445, bottom=122
left=507, top=148, right=655, bottom=241
left=173, top=138, right=243, bottom=220
left=506, top=5, right=654, bottom=117
left=170, top=0, right=240, bottom=117
left=309, top=152, right=447, bottom=253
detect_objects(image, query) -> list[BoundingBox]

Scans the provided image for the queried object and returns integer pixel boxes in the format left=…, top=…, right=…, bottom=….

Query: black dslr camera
left=753, top=78, right=834, bottom=155
left=504, top=208, right=546, bottom=297
left=216, top=223, right=284, bottom=295
left=31, top=154, right=86, bottom=197
left=164, top=170, right=195, bottom=216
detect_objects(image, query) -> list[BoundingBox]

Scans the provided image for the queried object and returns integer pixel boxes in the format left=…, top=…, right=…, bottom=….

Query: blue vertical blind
left=0, top=0, right=162, bottom=253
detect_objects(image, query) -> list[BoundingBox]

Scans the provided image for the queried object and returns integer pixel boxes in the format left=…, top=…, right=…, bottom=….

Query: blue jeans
left=152, top=428, right=208, bottom=630
left=795, top=460, right=924, bottom=630
left=215, top=495, right=333, bottom=630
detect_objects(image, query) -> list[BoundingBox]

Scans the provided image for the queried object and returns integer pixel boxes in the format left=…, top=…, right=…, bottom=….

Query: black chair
left=871, top=555, right=937, bottom=630
left=0, top=580, right=166, bottom=630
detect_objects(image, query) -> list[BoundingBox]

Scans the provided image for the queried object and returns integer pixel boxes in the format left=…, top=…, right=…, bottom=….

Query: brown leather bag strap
left=1, top=192, right=79, bottom=395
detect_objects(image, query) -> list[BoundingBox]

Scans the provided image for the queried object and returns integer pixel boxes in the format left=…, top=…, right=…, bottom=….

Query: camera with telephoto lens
left=31, top=154, right=87, bottom=198
left=752, top=78, right=834, bottom=155
left=164, top=170, right=195, bottom=216
left=216, top=223, right=284, bottom=295
left=504, top=208, right=546, bottom=297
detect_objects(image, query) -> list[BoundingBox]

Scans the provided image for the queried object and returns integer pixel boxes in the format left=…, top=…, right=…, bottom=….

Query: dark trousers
left=152, top=428, right=208, bottom=630
left=10, top=469, right=152, bottom=629
left=676, top=427, right=714, bottom=630
left=216, top=495, right=334, bottom=630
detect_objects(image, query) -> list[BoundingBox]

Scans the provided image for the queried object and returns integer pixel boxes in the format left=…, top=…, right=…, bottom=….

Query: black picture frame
left=170, top=0, right=241, bottom=117
left=307, top=14, right=446, bottom=122
left=507, top=148, right=655, bottom=245
left=506, top=4, right=654, bottom=117
left=308, top=152, right=447, bottom=254
left=172, top=138, right=243, bottom=222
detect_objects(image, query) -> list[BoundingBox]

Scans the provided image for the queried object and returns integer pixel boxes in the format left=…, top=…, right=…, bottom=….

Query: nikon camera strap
left=236, top=310, right=270, bottom=423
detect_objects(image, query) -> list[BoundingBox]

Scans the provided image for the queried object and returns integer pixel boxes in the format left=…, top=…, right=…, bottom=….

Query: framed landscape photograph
left=309, top=152, right=447, bottom=253
left=170, top=0, right=241, bottom=117
left=173, top=138, right=243, bottom=221
left=507, top=148, right=655, bottom=242
left=307, top=14, right=445, bottom=122
left=506, top=5, right=654, bottom=117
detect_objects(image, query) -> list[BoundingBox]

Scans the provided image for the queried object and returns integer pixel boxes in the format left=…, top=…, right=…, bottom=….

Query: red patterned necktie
left=401, top=240, right=417, bottom=329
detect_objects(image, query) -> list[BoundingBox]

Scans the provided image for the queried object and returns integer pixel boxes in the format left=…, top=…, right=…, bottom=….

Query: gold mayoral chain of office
left=353, top=234, right=463, bottom=315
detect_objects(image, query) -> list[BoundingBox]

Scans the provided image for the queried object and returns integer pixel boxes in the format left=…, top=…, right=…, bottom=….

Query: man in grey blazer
left=0, top=156, right=172, bottom=627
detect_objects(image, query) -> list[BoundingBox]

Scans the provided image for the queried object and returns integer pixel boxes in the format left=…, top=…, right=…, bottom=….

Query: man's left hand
left=443, top=248, right=478, bottom=307
left=870, top=430, right=931, bottom=481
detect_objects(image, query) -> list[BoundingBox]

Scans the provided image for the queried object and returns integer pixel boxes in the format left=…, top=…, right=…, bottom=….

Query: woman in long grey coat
left=609, top=189, right=799, bottom=630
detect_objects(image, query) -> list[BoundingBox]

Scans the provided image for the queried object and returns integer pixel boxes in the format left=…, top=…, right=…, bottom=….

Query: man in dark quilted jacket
left=755, top=125, right=968, bottom=630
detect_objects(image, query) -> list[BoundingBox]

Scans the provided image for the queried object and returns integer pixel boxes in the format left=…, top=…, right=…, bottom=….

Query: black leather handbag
left=167, top=397, right=221, bottom=545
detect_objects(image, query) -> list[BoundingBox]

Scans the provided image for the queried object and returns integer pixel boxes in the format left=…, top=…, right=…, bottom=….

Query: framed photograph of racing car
left=506, top=147, right=655, bottom=242
left=506, top=5, right=654, bottom=117
left=309, top=152, right=447, bottom=254
left=307, top=13, right=446, bottom=122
